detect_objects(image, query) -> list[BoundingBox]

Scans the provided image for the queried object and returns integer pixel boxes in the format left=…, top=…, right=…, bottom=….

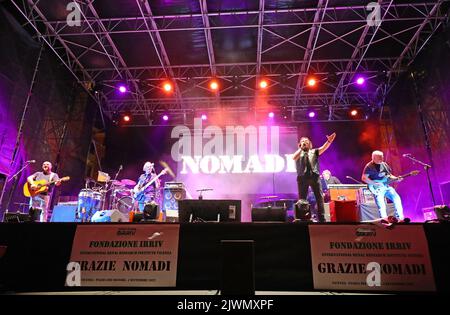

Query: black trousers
left=297, top=174, right=325, bottom=222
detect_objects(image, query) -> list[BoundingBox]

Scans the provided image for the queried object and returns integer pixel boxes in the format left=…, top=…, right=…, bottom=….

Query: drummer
left=133, top=162, right=161, bottom=212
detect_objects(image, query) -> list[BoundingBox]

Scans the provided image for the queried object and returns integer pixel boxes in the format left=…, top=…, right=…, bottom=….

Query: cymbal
left=111, top=180, right=124, bottom=186
left=121, top=179, right=136, bottom=186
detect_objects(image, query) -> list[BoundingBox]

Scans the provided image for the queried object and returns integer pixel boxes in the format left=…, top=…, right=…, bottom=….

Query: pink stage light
left=162, top=115, right=169, bottom=121
left=268, top=112, right=274, bottom=118
left=201, top=114, right=207, bottom=120
left=356, top=77, right=365, bottom=85
left=118, top=85, right=127, bottom=93
left=308, top=111, right=316, bottom=118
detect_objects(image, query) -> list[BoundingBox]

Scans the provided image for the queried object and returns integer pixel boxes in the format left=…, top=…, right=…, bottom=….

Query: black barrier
left=0, top=222, right=449, bottom=293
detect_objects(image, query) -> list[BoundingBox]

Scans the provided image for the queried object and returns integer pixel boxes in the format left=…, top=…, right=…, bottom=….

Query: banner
left=309, top=224, right=436, bottom=292
left=66, top=224, right=180, bottom=287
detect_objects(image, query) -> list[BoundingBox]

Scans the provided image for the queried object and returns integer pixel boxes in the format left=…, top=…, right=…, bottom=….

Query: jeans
left=297, top=174, right=325, bottom=222
left=29, top=194, right=50, bottom=222
left=374, top=186, right=404, bottom=219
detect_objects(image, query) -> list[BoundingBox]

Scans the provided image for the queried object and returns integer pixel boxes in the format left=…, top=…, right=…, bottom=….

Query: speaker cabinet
left=162, top=187, right=186, bottom=218
left=252, top=206, right=286, bottom=222
left=423, top=205, right=450, bottom=221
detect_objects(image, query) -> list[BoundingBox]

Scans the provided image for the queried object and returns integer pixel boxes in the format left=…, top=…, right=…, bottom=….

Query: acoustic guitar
left=23, top=176, right=70, bottom=197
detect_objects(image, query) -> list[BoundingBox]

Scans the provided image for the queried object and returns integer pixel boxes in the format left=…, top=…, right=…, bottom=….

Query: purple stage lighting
left=356, top=77, right=365, bottom=85
left=118, top=85, right=127, bottom=93
left=201, top=114, right=207, bottom=120
left=268, top=112, right=274, bottom=118
left=308, top=111, right=316, bottom=118
left=162, top=115, right=169, bottom=121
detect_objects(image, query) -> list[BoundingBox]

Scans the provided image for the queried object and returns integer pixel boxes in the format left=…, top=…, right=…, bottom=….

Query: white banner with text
left=66, top=224, right=180, bottom=287
left=309, top=224, right=435, bottom=292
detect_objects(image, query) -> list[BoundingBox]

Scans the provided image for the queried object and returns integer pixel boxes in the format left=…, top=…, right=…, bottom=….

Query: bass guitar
left=133, top=168, right=167, bottom=200
left=367, top=170, right=419, bottom=196
left=23, top=176, right=70, bottom=197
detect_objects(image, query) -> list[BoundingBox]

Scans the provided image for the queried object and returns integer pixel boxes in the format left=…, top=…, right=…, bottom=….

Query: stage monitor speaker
left=221, top=240, right=255, bottom=295
left=91, top=210, right=127, bottom=222
left=178, top=200, right=241, bottom=223
left=3, top=211, right=31, bottom=223
left=50, top=204, right=77, bottom=222
left=251, top=206, right=286, bottom=222
left=162, top=187, right=186, bottom=218
left=424, top=205, right=450, bottom=221
left=333, top=200, right=358, bottom=222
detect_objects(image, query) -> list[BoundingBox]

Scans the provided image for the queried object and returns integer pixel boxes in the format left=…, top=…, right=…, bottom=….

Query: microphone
left=26, top=160, right=36, bottom=163
left=402, top=153, right=411, bottom=157
left=119, top=164, right=123, bottom=170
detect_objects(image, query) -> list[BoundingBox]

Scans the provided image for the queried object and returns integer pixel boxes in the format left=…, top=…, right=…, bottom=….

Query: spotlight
left=209, top=80, right=219, bottom=91
left=201, top=114, right=207, bottom=120
left=163, top=81, right=173, bottom=92
left=356, top=76, right=365, bottom=85
left=268, top=112, right=274, bottom=118
left=118, top=85, right=127, bottom=93
left=308, top=111, right=316, bottom=118
left=350, top=109, right=358, bottom=116
left=259, top=79, right=268, bottom=89
left=307, top=78, right=316, bottom=87
left=123, top=114, right=131, bottom=122
left=162, top=115, right=169, bottom=121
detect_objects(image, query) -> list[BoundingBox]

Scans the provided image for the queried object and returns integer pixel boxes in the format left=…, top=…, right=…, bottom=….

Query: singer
left=361, top=151, right=405, bottom=221
left=132, top=161, right=162, bottom=212
left=26, top=161, right=61, bottom=222
left=292, top=133, right=336, bottom=222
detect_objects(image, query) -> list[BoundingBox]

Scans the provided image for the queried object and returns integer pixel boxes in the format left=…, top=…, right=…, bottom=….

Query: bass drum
left=116, top=196, right=134, bottom=215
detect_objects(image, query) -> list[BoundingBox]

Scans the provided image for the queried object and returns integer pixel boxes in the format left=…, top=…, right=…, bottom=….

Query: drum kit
left=76, top=176, right=138, bottom=222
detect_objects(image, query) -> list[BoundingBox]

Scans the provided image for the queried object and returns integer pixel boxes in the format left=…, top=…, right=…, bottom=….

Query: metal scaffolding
left=7, top=0, right=449, bottom=125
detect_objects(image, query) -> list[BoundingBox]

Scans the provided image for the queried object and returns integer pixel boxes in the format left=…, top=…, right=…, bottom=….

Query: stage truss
left=6, top=0, right=449, bottom=125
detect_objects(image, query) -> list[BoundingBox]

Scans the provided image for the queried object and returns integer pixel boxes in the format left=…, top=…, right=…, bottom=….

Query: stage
left=0, top=222, right=449, bottom=294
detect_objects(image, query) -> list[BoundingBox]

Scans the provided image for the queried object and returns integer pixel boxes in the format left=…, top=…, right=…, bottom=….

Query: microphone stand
left=404, top=155, right=436, bottom=206
left=108, top=166, right=123, bottom=210
left=0, top=161, right=34, bottom=214
left=346, top=176, right=364, bottom=185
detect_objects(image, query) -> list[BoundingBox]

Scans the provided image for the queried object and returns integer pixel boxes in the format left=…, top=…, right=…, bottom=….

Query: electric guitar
left=367, top=170, right=419, bottom=196
left=23, top=176, right=70, bottom=197
left=132, top=168, right=167, bottom=200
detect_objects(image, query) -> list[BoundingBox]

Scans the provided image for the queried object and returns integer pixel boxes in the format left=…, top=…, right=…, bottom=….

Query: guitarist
left=26, top=161, right=61, bottom=222
left=133, top=162, right=161, bottom=212
left=361, top=151, right=405, bottom=221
